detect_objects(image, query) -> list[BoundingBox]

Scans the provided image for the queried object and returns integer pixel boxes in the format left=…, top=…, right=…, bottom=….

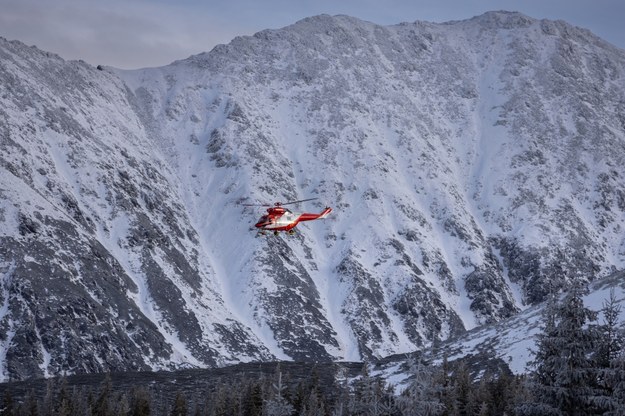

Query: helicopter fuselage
left=254, top=206, right=332, bottom=232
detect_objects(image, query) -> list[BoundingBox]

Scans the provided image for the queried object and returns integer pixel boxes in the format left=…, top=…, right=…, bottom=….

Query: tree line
left=1, top=283, right=623, bottom=415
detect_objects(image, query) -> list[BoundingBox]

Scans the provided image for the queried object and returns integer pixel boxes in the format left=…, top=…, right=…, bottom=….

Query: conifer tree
left=92, top=374, right=113, bottom=416
left=450, top=361, right=471, bottom=416
left=607, top=349, right=625, bottom=416
left=592, top=289, right=624, bottom=413
left=434, top=354, right=456, bottom=416
left=395, top=358, right=444, bottom=416
left=112, top=392, right=130, bottom=416
left=264, top=366, right=295, bottom=416
left=213, top=383, right=235, bottom=416
left=465, top=375, right=490, bottom=416
left=486, top=371, right=522, bottom=416
left=596, top=289, right=623, bottom=369
left=522, top=293, right=561, bottom=416
left=298, top=390, right=325, bottom=416
left=520, top=281, right=599, bottom=415
left=330, top=365, right=351, bottom=416
left=350, top=362, right=395, bottom=416
left=41, top=379, right=56, bottom=416
left=0, top=390, right=14, bottom=416
left=56, top=378, right=74, bottom=416
left=171, top=392, right=188, bottom=416
left=72, top=386, right=91, bottom=416
left=130, top=387, right=151, bottom=416
left=242, top=380, right=264, bottom=416
left=21, top=388, right=39, bottom=416
left=247, top=380, right=265, bottom=415
left=297, top=366, right=324, bottom=416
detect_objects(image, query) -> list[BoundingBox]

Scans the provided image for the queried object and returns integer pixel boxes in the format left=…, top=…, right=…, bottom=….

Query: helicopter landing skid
left=255, top=229, right=296, bottom=237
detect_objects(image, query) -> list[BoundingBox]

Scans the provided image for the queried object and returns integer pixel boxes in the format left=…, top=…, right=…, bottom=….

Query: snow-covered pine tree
left=520, top=281, right=599, bottom=415
left=264, top=366, right=295, bottom=416
left=350, top=362, right=395, bottom=416
left=330, top=365, right=351, bottom=416
left=596, top=289, right=624, bottom=368
left=465, top=375, right=491, bottom=416
left=606, top=350, right=625, bottom=416
left=593, top=289, right=624, bottom=413
left=519, top=294, right=563, bottom=415
left=449, top=361, right=472, bottom=416
left=434, top=353, right=454, bottom=414
left=241, top=379, right=265, bottom=416
left=298, top=391, right=325, bottom=416
left=395, top=358, right=444, bottom=416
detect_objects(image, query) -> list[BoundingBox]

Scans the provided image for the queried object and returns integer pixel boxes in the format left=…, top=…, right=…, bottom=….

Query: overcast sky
left=1, top=0, right=623, bottom=69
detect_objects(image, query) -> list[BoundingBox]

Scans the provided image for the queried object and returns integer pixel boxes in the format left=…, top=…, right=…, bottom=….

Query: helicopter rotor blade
left=241, top=197, right=318, bottom=207
left=277, top=197, right=318, bottom=206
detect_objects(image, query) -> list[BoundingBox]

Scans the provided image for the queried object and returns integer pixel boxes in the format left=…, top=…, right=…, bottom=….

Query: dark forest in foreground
left=1, top=283, right=624, bottom=415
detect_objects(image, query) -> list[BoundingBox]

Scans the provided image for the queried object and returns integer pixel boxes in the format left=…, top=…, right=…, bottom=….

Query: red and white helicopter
left=243, top=198, right=332, bottom=235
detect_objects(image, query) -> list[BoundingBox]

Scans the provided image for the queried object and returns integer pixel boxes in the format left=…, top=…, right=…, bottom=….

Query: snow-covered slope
left=375, top=270, right=625, bottom=391
left=0, top=37, right=272, bottom=381
left=448, top=270, right=625, bottom=375
left=1, top=11, right=625, bottom=381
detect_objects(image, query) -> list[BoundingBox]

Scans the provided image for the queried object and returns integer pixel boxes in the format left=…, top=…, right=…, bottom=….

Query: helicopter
left=243, top=198, right=332, bottom=235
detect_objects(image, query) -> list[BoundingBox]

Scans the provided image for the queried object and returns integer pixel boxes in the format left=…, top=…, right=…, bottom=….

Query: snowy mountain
left=1, top=11, right=625, bottom=381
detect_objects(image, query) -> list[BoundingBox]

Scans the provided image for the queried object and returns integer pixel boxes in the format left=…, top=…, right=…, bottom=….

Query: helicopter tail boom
left=298, top=207, right=332, bottom=222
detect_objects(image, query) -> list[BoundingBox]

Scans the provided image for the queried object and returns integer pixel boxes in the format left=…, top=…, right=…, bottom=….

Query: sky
left=0, top=0, right=623, bottom=69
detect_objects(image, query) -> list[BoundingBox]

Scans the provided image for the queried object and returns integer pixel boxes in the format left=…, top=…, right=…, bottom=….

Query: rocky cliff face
left=0, top=38, right=272, bottom=381
left=1, top=11, right=624, bottom=381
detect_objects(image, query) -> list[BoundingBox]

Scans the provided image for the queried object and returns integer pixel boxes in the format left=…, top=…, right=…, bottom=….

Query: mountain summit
left=1, top=11, right=624, bottom=381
